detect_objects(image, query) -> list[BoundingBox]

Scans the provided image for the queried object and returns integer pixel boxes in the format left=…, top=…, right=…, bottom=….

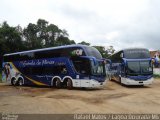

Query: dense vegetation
left=0, top=19, right=115, bottom=68
left=0, top=19, right=75, bottom=66
left=0, top=73, right=1, bottom=82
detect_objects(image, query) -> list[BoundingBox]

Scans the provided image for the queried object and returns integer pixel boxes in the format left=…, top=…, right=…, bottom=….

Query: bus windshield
left=127, top=61, right=153, bottom=75
left=91, top=61, right=106, bottom=76
left=85, top=46, right=102, bottom=59
left=71, top=57, right=106, bottom=76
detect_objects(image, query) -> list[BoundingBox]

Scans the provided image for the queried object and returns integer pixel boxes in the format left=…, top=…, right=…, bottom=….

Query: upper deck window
left=85, top=46, right=102, bottom=59
left=124, top=49, right=150, bottom=59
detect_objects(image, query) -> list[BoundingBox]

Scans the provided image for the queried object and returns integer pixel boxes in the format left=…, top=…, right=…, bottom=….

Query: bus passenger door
left=71, top=57, right=91, bottom=87
left=121, top=63, right=126, bottom=77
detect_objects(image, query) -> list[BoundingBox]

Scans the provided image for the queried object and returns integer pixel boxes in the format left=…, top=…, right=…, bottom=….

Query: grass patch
left=153, top=74, right=160, bottom=78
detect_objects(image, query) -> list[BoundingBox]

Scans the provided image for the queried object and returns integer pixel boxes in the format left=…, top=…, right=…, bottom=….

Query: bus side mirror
left=92, top=57, right=98, bottom=66
left=121, top=62, right=124, bottom=66
left=120, top=53, right=124, bottom=58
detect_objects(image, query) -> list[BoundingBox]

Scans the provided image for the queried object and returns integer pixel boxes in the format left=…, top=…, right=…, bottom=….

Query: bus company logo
left=42, top=59, right=55, bottom=65
left=20, top=60, right=36, bottom=67
left=20, top=59, right=55, bottom=67
left=71, top=49, right=83, bottom=56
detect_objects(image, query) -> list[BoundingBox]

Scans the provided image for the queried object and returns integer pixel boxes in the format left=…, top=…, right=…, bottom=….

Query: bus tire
left=11, top=78, right=17, bottom=86
left=109, top=75, right=112, bottom=81
left=110, top=76, right=113, bottom=81
left=67, top=79, right=73, bottom=90
left=53, top=78, right=61, bottom=88
left=119, top=77, right=122, bottom=85
left=18, top=78, right=23, bottom=86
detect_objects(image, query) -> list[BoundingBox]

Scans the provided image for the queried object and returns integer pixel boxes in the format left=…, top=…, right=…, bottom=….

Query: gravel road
left=0, top=79, right=160, bottom=114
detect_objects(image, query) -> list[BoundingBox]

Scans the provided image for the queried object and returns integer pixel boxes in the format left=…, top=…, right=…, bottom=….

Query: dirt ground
left=0, top=79, right=160, bottom=114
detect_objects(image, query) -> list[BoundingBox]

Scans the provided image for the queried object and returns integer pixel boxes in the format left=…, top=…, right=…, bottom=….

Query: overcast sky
left=0, top=0, right=160, bottom=51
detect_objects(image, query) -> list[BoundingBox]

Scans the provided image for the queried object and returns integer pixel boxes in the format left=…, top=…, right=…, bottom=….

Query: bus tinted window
left=22, top=65, right=67, bottom=75
left=34, top=47, right=86, bottom=59
left=124, top=49, right=150, bottom=59
left=20, top=53, right=35, bottom=61
left=71, top=57, right=91, bottom=75
left=3, top=46, right=88, bottom=62
left=4, top=53, right=35, bottom=62
left=127, top=61, right=153, bottom=75
left=44, top=65, right=67, bottom=75
left=35, top=50, right=61, bottom=59
left=85, top=46, right=102, bottom=59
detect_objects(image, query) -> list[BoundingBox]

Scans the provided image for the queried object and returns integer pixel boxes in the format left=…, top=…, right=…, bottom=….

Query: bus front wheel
left=119, top=76, right=122, bottom=85
left=67, top=79, right=73, bottom=90
left=18, top=78, right=23, bottom=86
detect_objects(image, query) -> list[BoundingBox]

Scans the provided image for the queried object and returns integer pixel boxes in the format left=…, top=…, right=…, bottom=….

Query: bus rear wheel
left=66, top=79, right=73, bottom=90
left=11, top=78, right=17, bottom=86
left=53, top=78, right=61, bottom=88
left=108, top=75, right=112, bottom=81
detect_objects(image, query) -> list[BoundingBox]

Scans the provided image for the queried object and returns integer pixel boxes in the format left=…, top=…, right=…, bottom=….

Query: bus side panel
left=12, top=61, right=48, bottom=86
left=111, top=63, right=121, bottom=81
left=43, top=58, right=77, bottom=86
left=23, top=76, right=35, bottom=86
left=16, top=57, right=77, bottom=86
left=1, top=62, right=19, bottom=84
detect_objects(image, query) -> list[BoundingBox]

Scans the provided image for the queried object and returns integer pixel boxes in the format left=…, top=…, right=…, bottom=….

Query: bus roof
left=123, top=48, right=148, bottom=52
left=108, top=47, right=149, bottom=58
left=4, top=44, right=88, bottom=56
left=110, top=48, right=148, bottom=55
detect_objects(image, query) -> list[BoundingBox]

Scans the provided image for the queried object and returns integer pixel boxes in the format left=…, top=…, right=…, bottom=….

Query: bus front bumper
left=72, top=79, right=107, bottom=88
left=121, top=77, right=154, bottom=85
left=89, top=79, right=106, bottom=88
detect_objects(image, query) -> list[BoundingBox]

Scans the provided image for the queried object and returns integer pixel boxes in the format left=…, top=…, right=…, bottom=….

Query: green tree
left=78, top=41, right=90, bottom=46
left=37, top=19, right=48, bottom=47
left=0, top=18, right=77, bottom=67
left=23, top=23, right=41, bottom=49
left=56, top=35, right=75, bottom=46
left=106, top=46, right=115, bottom=55
left=93, top=46, right=109, bottom=58
left=23, top=19, right=75, bottom=49
left=0, top=22, right=25, bottom=52
left=0, top=21, right=25, bottom=67
left=46, top=24, right=59, bottom=47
